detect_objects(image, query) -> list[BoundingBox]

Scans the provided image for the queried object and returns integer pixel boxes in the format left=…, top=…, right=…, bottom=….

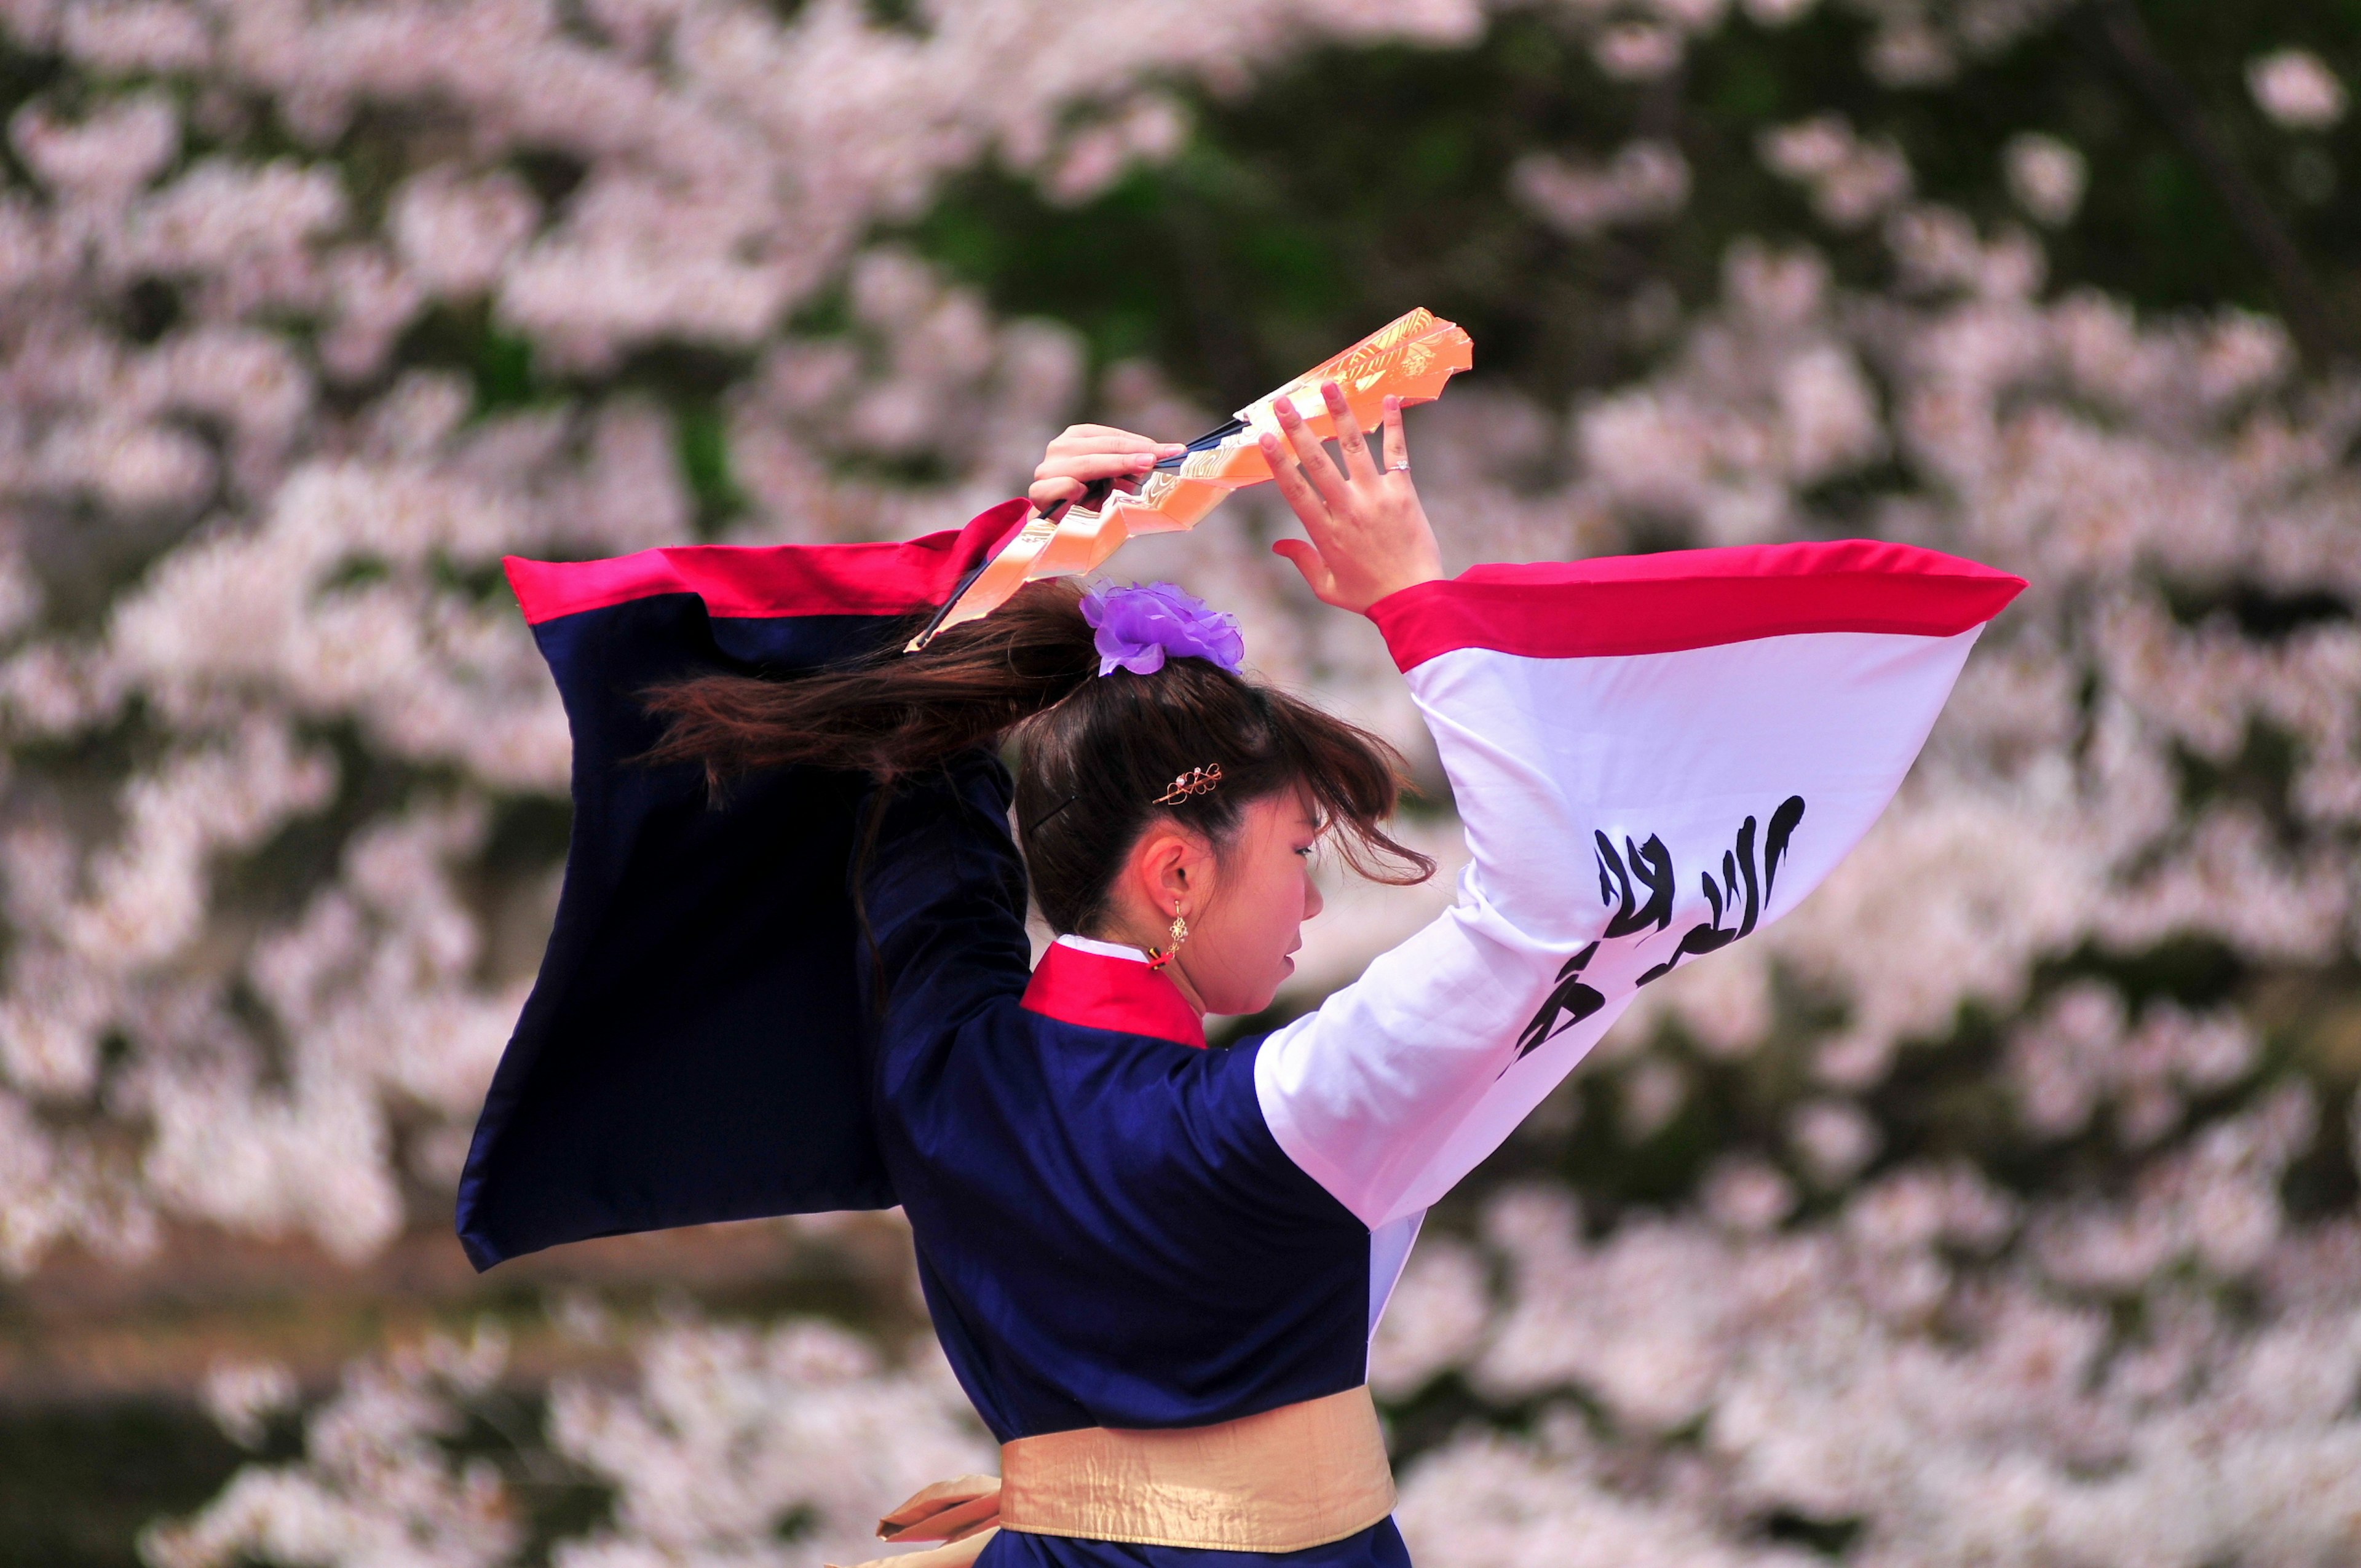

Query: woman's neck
left=1074, top=925, right=1209, bottom=1016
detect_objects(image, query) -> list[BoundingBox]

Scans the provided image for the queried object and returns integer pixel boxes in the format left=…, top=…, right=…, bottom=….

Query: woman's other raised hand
left=1261, top=382, right=1444, bottom=616
left=1028, top=424, right=1187, bottom=515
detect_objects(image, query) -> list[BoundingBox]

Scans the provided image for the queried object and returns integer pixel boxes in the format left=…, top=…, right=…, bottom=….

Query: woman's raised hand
left=1029, top=424, right=1187, bottom=515
left=1261, top=382, right=1444, bottom=616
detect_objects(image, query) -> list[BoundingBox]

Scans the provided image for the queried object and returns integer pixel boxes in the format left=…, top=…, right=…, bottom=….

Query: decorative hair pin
left=1153, top=764, right=1224, bottom=806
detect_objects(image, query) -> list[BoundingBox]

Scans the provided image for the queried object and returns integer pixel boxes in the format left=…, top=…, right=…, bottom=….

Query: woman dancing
left=460, top=383, right=2022, bottom=1567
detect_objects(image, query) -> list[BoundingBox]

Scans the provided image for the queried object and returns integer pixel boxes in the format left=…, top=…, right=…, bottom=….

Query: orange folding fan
left=906, top=307, right=1474, bottom=651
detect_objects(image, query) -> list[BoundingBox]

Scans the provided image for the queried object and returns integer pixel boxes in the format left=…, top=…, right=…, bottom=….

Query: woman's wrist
left=1355, top=568, right=1445, bottom=617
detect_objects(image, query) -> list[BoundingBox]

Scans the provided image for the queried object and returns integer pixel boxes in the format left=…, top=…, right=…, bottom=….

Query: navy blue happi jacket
left=459, top=506, right=2019, bottom=1567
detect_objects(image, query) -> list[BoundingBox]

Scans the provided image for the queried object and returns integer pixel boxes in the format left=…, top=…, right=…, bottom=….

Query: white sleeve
left=1252, top=543, right=2020, bottom=1229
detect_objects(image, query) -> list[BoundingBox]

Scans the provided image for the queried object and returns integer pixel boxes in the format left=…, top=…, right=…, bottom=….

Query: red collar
left=1021, top=941, right=1208, bottom=1050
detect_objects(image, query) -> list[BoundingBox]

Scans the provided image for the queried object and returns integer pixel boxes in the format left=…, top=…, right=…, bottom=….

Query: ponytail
left=643, top=582, right=1434, bottom=936
left=640, top=584, right=1099, bottom=786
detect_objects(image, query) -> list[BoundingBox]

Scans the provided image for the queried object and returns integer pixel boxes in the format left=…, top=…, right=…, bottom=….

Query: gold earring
left=1147, top=900, right=1188, bottom=971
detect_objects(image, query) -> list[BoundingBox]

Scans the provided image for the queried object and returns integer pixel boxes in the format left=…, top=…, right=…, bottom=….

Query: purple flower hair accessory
left=1079, top=581, right=1246, bottom=678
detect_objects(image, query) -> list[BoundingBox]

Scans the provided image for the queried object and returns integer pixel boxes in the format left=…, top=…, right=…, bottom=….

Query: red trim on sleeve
left=502, top=499, right=1034, bottom=627
left=1366, top=539, right=2027, bottom=671
left=1021, top=942, right=1208, bottom=1051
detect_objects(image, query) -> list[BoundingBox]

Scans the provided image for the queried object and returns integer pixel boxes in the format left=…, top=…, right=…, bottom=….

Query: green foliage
left=0, top=1404, right=243, bottom=1568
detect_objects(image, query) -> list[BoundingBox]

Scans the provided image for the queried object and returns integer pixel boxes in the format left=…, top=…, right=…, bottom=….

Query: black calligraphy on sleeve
left=1635, top=794, right=1805, bottom=986
left=1597, top=831, right=1676, bottom=938
left=1514, top=941, right=1604, bottom=1061
left=1508, top=795, right=1806, bottom=1068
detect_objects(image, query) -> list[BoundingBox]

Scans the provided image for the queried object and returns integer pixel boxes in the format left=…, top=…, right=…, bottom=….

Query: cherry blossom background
left=0, top=1, right=2356, bottom=1564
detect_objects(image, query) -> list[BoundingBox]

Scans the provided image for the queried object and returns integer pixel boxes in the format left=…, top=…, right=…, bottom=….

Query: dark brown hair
left=642, top=581, right=1434, bottom=935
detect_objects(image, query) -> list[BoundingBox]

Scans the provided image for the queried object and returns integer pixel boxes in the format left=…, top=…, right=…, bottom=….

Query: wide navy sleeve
left=454, top=502, right=1030, bottom=1270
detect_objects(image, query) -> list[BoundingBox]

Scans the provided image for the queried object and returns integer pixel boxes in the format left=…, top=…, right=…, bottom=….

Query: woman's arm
left=1247, top=384, right=2013, bottom=1229
left=857, top=428, right=1188, bottom=1042
left=854, top=750, right=1038, bottom=1050
left=1248, top=386, right=1612, bottom=1226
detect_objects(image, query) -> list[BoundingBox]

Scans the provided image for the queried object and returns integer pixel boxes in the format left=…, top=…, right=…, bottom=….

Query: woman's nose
left=1303, top=873, right=1325, bottom=919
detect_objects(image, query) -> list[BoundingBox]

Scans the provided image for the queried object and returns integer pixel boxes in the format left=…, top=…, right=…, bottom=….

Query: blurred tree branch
left=2072, top=0, right=2353, bottom=369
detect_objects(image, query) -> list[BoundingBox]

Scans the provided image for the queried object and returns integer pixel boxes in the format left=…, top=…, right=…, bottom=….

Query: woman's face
left=1171, top=790, right=1326, bottom=1017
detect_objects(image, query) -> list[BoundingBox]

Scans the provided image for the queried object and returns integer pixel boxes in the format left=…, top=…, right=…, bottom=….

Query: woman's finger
left=1273, top=395, right=1353, bottom=514
left=1322, top=381, right=1382, bottom=486
left=1270, top=537, right=1338, bottom=604
left=1380, top=394, right=1409, bottom=478
left=1027, top=475, right=1082, bottom=512
left=1037, top=451, right=1161, bottom=485
left=1056, top=434, right=1184, bottom=456
left=1257, top=430, right=1335, bottom=537
left=1046, top=436, right=1185, bottom=462
left=1054, top=424, right=1184, bottom=449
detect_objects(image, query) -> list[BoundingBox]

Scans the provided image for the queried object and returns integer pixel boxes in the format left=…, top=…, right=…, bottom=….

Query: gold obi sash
left=832, top=1385, right=1396, bottom=1567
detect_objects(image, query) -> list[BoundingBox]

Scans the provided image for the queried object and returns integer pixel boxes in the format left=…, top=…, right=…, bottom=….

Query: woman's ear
left=1130, top=823, right=1214, bottom=911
